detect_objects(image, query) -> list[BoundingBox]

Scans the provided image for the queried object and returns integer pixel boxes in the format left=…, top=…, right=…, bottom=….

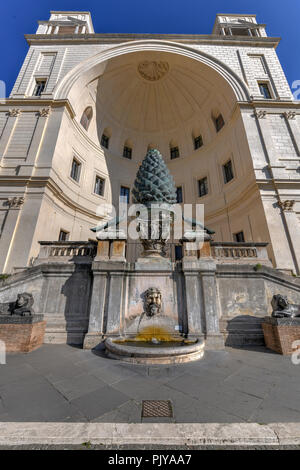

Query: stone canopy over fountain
left=91, top=149, right=208, bottom=364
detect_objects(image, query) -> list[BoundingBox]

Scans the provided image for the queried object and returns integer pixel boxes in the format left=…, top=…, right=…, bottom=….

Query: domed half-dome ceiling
left=92, top=51, right=233, bottom=135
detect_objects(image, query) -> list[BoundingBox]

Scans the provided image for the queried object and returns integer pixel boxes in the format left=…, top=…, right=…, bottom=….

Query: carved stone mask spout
left=145, top=287, right=162, bottom=317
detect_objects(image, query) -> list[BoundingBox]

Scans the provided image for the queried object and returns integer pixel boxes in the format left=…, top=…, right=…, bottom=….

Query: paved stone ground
left=0, top=344, right=300, bottom=423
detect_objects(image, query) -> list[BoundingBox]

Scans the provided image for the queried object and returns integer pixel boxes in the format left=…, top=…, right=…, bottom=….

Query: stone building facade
left=0, top=11, right=300, bottom=274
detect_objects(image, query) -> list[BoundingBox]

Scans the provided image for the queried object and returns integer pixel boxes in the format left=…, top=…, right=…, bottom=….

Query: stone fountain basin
left=105, top=337, right=205, bottom=364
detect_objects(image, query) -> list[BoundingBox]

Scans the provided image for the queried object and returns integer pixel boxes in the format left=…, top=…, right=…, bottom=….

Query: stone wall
left=216, top=265, right=300, bottom=318
left=0, top=260, right=299, bottom=348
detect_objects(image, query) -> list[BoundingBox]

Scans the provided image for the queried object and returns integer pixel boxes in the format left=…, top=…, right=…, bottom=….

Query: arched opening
left=50, top=43, right=270, bottom=264
left=80, top=106, right=93, bottom=131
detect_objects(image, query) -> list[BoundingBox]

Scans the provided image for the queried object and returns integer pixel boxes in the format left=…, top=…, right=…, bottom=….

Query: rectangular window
left=258, top=82, right=272, bottom=99
left=120, top=186, right=130, bottom=204
left=123, top=146, right=132, bottom=159
left=198, top=177, right=208, bottom=198
left=176, top=186, right=183, bottom=203
left=234, top=231, right=245, bottom=243
left=223, top=160, right=234, bottom=184
left=59, top=229, right=69, bottom=241
left=101, top=134, right=109, bottom=149
left=70, top=158, right=81, bottom=182
left=215, top=114, right=225, bottom=132
left=33, top=79, right=47, bottom=96
left=94, top=175, right=105, bottom=196
left=194, top=135, right=203, bottom=150
left=170, top=146, right=180, bottom=159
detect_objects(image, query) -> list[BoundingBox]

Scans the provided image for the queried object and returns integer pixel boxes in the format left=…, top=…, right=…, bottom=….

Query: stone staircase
left=220, top=315, right=266, bottom=347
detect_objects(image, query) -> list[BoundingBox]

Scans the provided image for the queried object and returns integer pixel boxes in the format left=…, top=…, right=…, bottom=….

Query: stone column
left=0, top=197, right=24, bottom=273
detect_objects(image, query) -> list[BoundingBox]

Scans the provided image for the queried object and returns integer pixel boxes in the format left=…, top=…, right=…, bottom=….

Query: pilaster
left=19, top=107, right=52, bottom=175
left=0, top=110, right=20, bottom=160
left=0, top=197, right=24, bottom=273
left=283, top=112, right=300, bottom=156
left=278, top=200, right=300, bottom=275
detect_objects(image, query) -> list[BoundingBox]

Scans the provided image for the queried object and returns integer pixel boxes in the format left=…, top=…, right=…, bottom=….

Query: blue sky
left=1, top=0, right=300, bottom=96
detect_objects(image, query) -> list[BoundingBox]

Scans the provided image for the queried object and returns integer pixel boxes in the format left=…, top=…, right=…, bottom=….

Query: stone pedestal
left=96, top=240, right=110, bottom=260
left=199, top=240, right=212, bottom=258
left=262, top=317, right=300, bottom=355
left=0, top=315, right=46, bottom=353
left=83, top=259, right=126, bottom=349
left=182, top=258, right=224, bottom=349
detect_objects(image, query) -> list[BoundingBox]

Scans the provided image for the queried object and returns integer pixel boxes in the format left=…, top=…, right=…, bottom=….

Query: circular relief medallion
left=138, top=61, right=169, bottom=81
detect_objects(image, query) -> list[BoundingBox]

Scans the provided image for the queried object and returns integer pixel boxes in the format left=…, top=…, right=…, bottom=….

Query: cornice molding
left=235, top=102, right=300, bottom=117
left=25, top=33, right=281, bottom=48
left=201, top=182, right=259, bottom=221
left=42, top=178, right=103, bottom=220
left=0, top=174, right=265, bottom=224
left=1, top=99, right=76, bottom=119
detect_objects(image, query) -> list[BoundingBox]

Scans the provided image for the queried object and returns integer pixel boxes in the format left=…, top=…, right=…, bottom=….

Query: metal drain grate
left=142, top=400, right=173, bottom=418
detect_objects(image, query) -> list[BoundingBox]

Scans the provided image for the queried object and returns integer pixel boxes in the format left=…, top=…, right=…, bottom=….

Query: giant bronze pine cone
left=132, top=149, right=177, bottom=207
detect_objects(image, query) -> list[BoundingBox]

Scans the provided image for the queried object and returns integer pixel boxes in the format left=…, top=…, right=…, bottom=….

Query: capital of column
left=278, top=200, right=295, bottom=212
left=6, top=197, right=25, bottom=210
left=8, top=108, right=21, bottom=117
left=254, top=109, right=267, bottom=119
left=284, top=111, right=296, bottom=120
left=38, top=107, right=51, bottom=118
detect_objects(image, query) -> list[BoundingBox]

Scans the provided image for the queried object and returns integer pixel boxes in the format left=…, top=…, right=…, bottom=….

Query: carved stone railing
left=34, top=240, right=272, bottom=267
left=34, top=241, right=97, bottom=265
left=211, top=242, right=272, bottom=265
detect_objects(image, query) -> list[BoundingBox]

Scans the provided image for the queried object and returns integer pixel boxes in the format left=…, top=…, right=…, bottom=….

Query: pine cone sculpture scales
left=132, top=149, right=177, bottom=206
